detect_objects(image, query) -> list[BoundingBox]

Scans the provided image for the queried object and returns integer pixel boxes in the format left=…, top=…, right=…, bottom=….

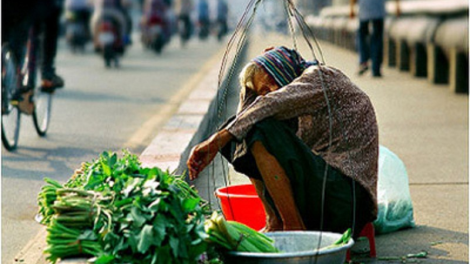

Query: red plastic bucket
left=215, top=184, right=266, bottom=231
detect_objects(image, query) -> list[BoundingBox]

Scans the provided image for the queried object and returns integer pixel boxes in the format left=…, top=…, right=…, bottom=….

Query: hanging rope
left=204, top=0, right=264, bottom=213
left=216, top=0, right=263, bottom=119
left=284, top=0, right=298, bottom=51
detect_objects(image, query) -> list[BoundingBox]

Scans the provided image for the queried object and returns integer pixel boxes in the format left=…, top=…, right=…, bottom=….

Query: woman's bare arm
left=187, top=129, right=233, bottom=180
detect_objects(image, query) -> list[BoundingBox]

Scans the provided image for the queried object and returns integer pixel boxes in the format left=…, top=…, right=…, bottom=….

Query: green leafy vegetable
left=37, top=150, right=209, bottom=264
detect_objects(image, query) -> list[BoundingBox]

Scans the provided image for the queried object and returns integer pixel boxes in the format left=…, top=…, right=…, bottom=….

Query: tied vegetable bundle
left=37, top=151, right=209, bottom=264
left=41, top=188, right=110, bottom=262
left=204, top=211, right=352, bottom=254
left=204, top=212, right=279, bottom=253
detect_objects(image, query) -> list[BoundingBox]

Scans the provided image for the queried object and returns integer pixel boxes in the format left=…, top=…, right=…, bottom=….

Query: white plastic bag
left=374, top=145, right=416, bottom=234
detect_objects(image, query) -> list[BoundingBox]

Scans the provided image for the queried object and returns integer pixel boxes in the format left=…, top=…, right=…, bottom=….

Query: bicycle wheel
left=31, top=32, right=53, bottom=137
left=1, top=44, right=21, bottom=150
left=32, top=88, right=52, bottom=136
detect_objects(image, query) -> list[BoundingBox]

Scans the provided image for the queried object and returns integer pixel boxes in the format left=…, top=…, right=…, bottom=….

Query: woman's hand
left=187, top=139, right=218, bottom=181
left=187, top=129, right=234, bottom=180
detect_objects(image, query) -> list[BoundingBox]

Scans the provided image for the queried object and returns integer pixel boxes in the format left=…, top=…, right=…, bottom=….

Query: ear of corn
left=204, top=212, right=279, bottom=253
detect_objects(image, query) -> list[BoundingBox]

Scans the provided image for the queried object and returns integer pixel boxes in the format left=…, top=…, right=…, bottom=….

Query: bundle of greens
left=43, top=188, right=108, bottom=263
left=205, top=211, right=352, bottom=255
left=204, top=212, right=279, bottom=253
left=37, top=150, right=209, bottom=264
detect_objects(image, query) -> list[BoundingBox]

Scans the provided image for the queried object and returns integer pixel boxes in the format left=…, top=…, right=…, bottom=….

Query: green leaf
left=108, top=153, right=117, bottom=169
left=156, top=245, right=171, bottom=264
left=142, top=180, right=161, bottom=197
left=101, top=151, right=110, bottom=159
left=194, top=223, right=209, bottom=240
left=93, top=254, right=115, bottom=264
left=78, top=229, right=98, bottom=241
left=98, top=151, right=113, bottom=176
left=169, top=236, right=179, bottom=257
left=113, top=237, right=129, bottom=252
left=159, top=200, right=169, bottom=212
left=148, top=198, right=161, bottom=212
left=144, top=167, right=159, bottom=181
left=177, top=237, right=189, bottom=259
left=128, top=207, right=146, bottom=228
left=188, top=240, right=207, bottom=260
left=168, top=200, right=184, bottom=220
left=101, top=160, right=111, bottom=176
left=185, top=223, right=195, bottom=233
left=182, top=197, right=200, bottom=213
left=168, top=183, right=180, bottom=194
left=84, top=174, right=106, bottom=190
left=104, top=231, right=119, bottom=243
left=152, top=214, right=167, bottom=247
left=127, top=231, right=138, bottom=253
left=137, top=225, right=154, bottom=253
left=123, top=178, right=143, bottom=197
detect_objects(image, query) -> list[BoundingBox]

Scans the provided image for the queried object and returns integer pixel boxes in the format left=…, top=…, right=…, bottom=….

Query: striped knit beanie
left=252, top=46, right=314, bottom=87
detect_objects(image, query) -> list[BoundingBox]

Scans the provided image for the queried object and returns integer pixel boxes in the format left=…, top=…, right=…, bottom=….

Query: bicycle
left=1, top=27, right=54, bottom=151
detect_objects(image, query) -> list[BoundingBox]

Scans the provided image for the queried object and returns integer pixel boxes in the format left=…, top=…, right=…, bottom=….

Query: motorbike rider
left=142, top=0, right=168, bottom=32
left=91, top=0, right=131, bottom=51
left=141, top=0, right=175, bottom=47
left=65, top=0, right=93, bottom=41
left=216, top=0, right=228, bottom=41
left=197, top=0, right=210, bottom=39
left=174, top=0, right=194, bottom=45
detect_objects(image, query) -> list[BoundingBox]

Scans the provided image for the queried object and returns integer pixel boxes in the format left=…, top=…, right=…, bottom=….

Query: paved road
left=1, top=33, right=225, bottom=263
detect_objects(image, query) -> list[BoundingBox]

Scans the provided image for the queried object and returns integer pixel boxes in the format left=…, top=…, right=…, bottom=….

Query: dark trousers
left=2, top=0, right=36, bottom=65
left=358, top=19, right=384, bottom=76
left=40, top=5, right=63, bottom=78
left=221, top=118, right=376, bottom=238
left=2, top=0, right=62, bottom=82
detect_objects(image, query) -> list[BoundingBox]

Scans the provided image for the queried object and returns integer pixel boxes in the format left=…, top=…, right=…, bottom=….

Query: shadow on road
left=2, top=146, right=97, bottom=181
left=56, top=89, right=166, bottom=104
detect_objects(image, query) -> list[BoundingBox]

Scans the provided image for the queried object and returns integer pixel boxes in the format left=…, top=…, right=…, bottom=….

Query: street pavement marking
left=123, top=48, right=224, bottom=150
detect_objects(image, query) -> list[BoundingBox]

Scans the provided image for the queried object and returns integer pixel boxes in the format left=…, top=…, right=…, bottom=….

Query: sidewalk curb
left=14, top=227, right=47, bottom=263
left=139, top=50, right=227, bottom=171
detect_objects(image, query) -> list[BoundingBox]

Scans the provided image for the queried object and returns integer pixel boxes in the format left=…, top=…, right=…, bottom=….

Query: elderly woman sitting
left=187, top=46, right=378, bottom=238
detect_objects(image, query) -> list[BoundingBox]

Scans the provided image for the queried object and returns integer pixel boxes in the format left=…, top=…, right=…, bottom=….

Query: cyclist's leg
left=6, top=19, right=31, bottom=78
left=41, top=4, right=64, bottom=89
left=16, top=23, right=41, bottom=115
